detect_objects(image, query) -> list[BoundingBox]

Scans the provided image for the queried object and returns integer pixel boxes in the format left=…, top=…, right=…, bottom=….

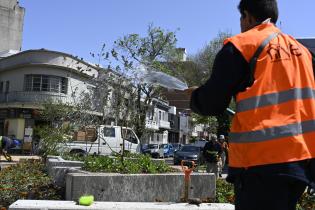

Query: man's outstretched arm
left=190, top=42, right=250, bottom=116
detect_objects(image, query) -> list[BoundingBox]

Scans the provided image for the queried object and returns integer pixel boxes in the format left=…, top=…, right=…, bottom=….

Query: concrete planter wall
left=46, top=156, right=84, bottom=176
left=46, top=156, right=167, bottom=188
left=46, top=156, right=85, bottom=187
left=46, top=156, right=216, bottom=203
left=66, top=172, right=216, bottom=202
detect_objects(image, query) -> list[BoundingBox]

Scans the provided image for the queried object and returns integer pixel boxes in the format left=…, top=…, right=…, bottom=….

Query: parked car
left=171, top=143, right=183, bottom=152
left=173, top=145, right=203, bottom=165
left=192, top=139, right=207, bottom=148
left=148, top=144, right=164, bottom=158
left=160, top=143, right=175, bottom=158
left=140, top=143, right=150, bottom=154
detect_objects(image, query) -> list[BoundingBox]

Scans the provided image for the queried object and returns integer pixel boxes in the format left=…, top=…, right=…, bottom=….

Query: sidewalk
left=0, top=155, right=40, bottom=170
left=0, top=155, right=40, bottom=162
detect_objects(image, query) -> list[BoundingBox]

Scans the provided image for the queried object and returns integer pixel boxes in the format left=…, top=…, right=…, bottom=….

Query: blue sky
left=19, top=0, right=315, bottom=62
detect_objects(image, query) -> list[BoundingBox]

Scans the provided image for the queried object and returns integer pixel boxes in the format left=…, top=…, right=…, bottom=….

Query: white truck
left=60, top=125, right=141, bottom=156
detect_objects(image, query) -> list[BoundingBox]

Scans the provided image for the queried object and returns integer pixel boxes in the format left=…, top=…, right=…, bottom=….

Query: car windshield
left=172, top=144, right=180, bottom=149
left=180, top=146, right=199, bottom=152
left=149, top=144, right=158, bottom=149
left=193, top=140, right=206, bottom=147
left=161, top=144, right=168, bottom=149
left=141, top=144, right=148, bottom=149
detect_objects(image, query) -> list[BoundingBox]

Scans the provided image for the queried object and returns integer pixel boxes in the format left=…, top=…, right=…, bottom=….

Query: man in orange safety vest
left=186, top=0, right=315, bottom=209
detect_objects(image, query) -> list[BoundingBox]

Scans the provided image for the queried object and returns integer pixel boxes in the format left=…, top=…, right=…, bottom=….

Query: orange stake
left=181, top=160, right=195, bottom=202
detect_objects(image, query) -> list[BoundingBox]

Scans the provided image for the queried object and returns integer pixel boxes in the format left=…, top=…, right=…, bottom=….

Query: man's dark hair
left=238, top=0, right=279, bottom=24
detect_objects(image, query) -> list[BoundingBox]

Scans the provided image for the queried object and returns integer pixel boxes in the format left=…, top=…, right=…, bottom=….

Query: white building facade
left=0, top=49, right=101, bottom=149
left=144, top=98, right=172, bottom=144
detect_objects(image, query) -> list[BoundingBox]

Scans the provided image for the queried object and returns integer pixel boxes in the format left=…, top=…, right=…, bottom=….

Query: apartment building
left=0, top=49, right=101, bottom=149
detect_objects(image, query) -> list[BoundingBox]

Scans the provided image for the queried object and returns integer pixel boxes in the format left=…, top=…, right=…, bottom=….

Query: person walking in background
left=186, top=0, right=315, bottom=209
left=218, top=135, right=228, bottom=175
left=203, top=134, right=222, bottom=178
left=0, top=136, right=14, bottom=161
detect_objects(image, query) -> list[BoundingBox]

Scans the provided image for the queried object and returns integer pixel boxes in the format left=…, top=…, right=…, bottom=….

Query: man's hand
left=183, top=86, right=198, bottom=98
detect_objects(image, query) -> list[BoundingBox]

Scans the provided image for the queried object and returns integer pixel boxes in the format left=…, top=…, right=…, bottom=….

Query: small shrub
left=35, top=125, right=70, bottom=157
left=64, top=154, right=174, bottom=174
left=214, top=179, right=315, bottom=209
left=297, top=192, right=315, bottom=210
left=0, top=160, right=61, bottom=208
left=215, top=179, right=235, bottom=203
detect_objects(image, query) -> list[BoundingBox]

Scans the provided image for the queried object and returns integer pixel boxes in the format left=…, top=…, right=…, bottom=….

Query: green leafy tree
left=191, top=113, right=218, bottom=135
left=188, top=31, right=234, bottom=135
left=34, top=101, right=74, bottom=157
left=189, top=31, right=232, bottom=85
left=34, top=25, right=180, bottom=161
left=106, top=24, right=179, bottom=139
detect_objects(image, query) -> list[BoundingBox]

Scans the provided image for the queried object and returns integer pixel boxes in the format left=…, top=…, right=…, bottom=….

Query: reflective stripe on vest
left=229, top=119, right=315, bottom=143
left=237, top=87, right=315, bottom=112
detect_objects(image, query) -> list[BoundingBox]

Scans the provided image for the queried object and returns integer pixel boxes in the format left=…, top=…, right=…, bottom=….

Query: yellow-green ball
left=79, top=195, right=94, bottom=206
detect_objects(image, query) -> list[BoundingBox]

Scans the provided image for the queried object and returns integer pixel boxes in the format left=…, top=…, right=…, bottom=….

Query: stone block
left=50, top=166, right=84, bottom=187
left=66, top=173, right=216, bottom=202
left=46, top=158, right=83, bottom=176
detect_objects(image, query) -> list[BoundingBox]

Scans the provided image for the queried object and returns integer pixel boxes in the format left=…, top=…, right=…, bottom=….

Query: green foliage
left=35, top=125, right=70, bottom=157
left=188, top=31, right=232, bottom=85
left=215, top=179, right=235, bottom=203
left=189, top=136, right=197, bottom=143
left=297, top=192, right=315, bottom=210
left=0, top=160, right=61, bottom=208
left=66, top=154, right=174, bottom=174
left=109, top=24, right=180, bottom=139
left=214, top=179, right=315, bottom=209
left=191, top=113, right=218, bottom=134
left=187, top=32, right=234, bottom=137
left=216, top=112, right=232, bottom=137
left=40, top=100, right=74, bottom=123
left=115, top=23, right=178, bottom=64
left=34, top=102, right=75, bottom=157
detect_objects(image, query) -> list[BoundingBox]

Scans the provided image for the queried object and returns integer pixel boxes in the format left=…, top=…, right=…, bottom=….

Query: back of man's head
left=238, top=0, right=279, bottom=24
left=210, top=134, right=217, bottom=141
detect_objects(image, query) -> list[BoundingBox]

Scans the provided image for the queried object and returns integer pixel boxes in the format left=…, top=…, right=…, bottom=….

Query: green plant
left=297, top=192, right=315, bottom=210
left=0, top=160, right=61, bottom=208
left=215, top=179, right=235, bottom=204
left=35, top=125, right=70, bottom=157
left=214, top=179, right=315, bottom=209
left=64, top=154, right=174, bottom=174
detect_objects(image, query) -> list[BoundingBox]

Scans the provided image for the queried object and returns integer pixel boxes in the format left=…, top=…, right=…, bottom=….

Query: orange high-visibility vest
left=224, top=23, right=315, bottom=168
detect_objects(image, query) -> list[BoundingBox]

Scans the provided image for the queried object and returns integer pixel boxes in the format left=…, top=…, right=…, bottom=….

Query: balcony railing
left=159, top=120, right=171, bottom=129
left=145, top=119, right=159, bottom=130
left=0, top=91, right=74, bottom=105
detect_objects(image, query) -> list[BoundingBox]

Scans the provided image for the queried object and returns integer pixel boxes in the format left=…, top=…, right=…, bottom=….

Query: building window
left=103, top=127, right=115, bottom=137
left=0, top=81, right=3, bottom=92
left=151, top=109, right=154, bottom=120
left=24, top=74, right=68, bottom=94
left=5, top=81, right=9, bottom=93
